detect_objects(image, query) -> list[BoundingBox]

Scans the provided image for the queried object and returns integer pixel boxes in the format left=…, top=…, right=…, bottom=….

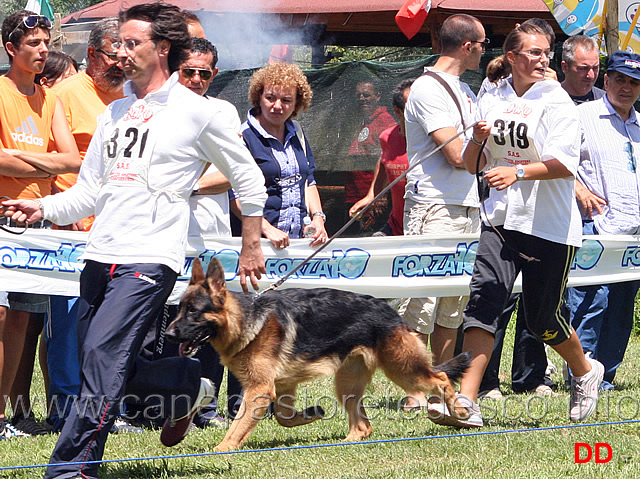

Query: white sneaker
left=478, top=388, right=503, bottom=400
left=0, top=417, right=30, bottom=439
left=533, top=384, right=555, bottom=397
left=427, top=393, right=483, bottom=428
left=569, top=353, right=604, bottom=422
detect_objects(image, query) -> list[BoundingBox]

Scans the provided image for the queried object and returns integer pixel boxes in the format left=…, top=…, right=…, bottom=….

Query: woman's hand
left=305, top=216, right=328, bottom=247
left=349, top=194, right=374, bottom=218
left=483, top=166, right=518, bottom=191
left=471, top=120, right=492, bottom=144
left=263, top=221, right=290, bottom=250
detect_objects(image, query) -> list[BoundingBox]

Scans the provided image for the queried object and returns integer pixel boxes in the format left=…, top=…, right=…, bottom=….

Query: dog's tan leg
left=214, top=384, right=274, bottom=452
left=379, top=330, right=469, bottom=420
left=274, top=385, right=325, bottom=428
left=335, top=354, right=375, bottom=442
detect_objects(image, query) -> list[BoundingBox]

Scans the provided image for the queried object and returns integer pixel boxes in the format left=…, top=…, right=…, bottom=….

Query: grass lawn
left=2, top=316, right=640, bottom=478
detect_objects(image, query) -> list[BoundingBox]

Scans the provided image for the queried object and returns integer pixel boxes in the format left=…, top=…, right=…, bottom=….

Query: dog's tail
left=433, top=351, right=472, bottom=384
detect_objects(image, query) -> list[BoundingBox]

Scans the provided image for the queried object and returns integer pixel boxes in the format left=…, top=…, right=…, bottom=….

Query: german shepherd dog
left=165, top=258, right=471, bottom=452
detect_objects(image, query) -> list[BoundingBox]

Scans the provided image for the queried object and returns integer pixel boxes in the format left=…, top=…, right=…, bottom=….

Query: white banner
left=2, top=229, right=640, bottom=302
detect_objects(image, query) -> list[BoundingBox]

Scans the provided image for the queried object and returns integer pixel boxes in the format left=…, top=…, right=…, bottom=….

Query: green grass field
left=2, top=317, right=640, bottom=478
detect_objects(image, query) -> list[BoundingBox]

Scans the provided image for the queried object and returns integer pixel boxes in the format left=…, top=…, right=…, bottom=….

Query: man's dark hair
left=190, top=36, right=218, bottom=68
left=392, top=78, right=415, bottom=110
left=2, top=10, right=49, bottom=51
left=182, top=10, right=200, bottom=25
left=440, top=14, right=481, bottom=54
left=118, top=2, right=191, bottom=73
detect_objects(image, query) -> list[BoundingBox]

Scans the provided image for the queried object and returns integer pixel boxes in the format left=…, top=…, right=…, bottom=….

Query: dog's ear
left=190, top=258, right=205, bottom=285
left=206, top=258, right=227, bottom=294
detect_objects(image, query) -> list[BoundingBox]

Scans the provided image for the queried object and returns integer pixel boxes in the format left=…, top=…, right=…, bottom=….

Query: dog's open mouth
left=178, top=333, right=210, bottom=357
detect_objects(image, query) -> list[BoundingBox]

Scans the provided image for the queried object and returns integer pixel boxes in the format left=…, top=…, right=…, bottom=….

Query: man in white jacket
left=3, top=4, right=266, bottom=478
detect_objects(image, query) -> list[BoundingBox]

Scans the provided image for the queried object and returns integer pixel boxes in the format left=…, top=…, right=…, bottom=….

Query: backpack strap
left=422, top=70, right=466, bottom=130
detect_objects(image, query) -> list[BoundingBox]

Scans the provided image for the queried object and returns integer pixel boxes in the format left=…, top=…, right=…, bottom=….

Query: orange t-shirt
left=53, top=71, right=123, bottom=229
left=0, top=76, right=57, bottom=199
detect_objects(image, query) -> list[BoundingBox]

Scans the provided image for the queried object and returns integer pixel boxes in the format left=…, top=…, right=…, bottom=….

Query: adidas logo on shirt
left=11, top=116, right=44, bottom=146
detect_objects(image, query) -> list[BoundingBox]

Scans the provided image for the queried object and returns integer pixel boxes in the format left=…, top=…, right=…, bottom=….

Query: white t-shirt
left=474, top=78, right=582, bottom=247
left=404, top=69, right=478, bottom=207
left=188, top=96, right=242, bottom=238
left=42, top=73, right=266, bottom=273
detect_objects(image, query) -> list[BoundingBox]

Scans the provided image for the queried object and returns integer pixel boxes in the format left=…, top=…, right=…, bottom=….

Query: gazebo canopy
left=63, top=0, right=556, bottom=46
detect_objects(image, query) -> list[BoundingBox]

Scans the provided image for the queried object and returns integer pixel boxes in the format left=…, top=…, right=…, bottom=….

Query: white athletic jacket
left=41, top=73, right=266, bottom=273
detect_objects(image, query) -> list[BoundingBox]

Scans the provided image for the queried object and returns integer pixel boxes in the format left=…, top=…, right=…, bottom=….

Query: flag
left=542, top=0, right=604, bottom=38
left=395, top=0, right=431, bottom=40
left=543, top=0, right=640, bottom=54
left=25, top=0, right=54, bottom=21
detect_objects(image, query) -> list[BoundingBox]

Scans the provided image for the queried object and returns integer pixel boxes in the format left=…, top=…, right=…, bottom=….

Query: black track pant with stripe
left=463, top=225, right=577, bottom=346
left=45, top=261, right=201, bottom=479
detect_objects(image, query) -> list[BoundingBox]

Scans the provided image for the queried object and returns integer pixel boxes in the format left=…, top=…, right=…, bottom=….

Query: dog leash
left=0, top=196, right=27, bottom=235
left=257, top=121, right=479, bottom=297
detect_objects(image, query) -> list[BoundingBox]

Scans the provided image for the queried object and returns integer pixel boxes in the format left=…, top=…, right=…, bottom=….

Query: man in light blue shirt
left=568, top=51, right=640, bottom=390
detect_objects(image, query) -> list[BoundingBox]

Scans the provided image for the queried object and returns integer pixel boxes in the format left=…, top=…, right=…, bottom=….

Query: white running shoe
left=427, top=393, right=483, bottom=428
left=569, top=353, right=604, bottom=422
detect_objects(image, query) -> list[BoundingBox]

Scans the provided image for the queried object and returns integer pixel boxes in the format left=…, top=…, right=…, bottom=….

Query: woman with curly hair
left=241, top=62, right=327, bottom=249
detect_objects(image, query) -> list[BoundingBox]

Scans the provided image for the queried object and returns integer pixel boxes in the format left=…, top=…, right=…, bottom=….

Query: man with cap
left=568, top=51, right=640, bottom=390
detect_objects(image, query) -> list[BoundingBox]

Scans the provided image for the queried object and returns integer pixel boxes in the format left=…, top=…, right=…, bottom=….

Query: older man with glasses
left=399, top=14, right=485, bottom=405
left=566, top=50, right=640, bottom=393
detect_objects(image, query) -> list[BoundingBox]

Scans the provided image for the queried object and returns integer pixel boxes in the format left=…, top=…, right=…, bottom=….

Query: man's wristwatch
left=191, top=183, right=201, bottom=196
left=311, top=211, right=326, bottom=223
left=35, top=198, right=44, bottom=218
left=515, top=165, right=526, bottom=181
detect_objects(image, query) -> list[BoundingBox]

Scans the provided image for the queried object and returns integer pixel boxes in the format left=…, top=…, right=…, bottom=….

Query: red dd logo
left=574, top=443, right=613, bottom=463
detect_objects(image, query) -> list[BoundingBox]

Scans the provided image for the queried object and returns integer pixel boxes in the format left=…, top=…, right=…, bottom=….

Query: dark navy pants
left=567, top=221, right=640, bottom=389
left=44, top=261, right=201, bottom=479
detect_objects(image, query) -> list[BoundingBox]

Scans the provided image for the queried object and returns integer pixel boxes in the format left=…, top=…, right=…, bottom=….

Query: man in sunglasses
left=400, top=14, right=485, bottom=393
left=0, top=10, right=80, bottom=441
left=566, top=51, right=640, bottom=393
left=3, top=4, right=266, bottom=478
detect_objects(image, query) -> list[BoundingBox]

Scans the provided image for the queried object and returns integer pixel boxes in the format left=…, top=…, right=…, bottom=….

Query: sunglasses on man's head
left=8, top=15, right=52, bottom=41
left=180, top=68, right=213, bottom=81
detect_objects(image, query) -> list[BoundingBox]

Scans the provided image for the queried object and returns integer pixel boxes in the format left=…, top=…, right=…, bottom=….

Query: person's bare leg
left=1, top=310, right=29, bottom=418
left=430, top=324, right=459, bottom=365
left=0, top=305, right=7, bottom=421
left=404, top=332, right=428, bottom=410
left=550, top=331, right=590, bottom=377
left=458, top=328, right=494, bottom=402
left=10, top=314, right=44, bottom=417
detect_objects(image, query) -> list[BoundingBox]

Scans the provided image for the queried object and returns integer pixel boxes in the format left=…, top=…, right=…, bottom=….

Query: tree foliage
left=1, top=0, right=102, bottom=22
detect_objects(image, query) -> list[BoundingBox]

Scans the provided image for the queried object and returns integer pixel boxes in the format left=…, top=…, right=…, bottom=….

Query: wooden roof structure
left=62, top=0, right=560, bottom=47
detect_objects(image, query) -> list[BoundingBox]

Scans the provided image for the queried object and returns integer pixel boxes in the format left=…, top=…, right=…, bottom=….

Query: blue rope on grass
left=2, top=419, right=639, bottom=472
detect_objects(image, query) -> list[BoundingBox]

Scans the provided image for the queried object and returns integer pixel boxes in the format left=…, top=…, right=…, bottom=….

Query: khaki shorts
left=399, top=201, right=479, bottom=334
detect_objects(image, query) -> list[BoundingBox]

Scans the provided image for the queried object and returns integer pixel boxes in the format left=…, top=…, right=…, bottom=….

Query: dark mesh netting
left=209, top=53, right=503, bottom=236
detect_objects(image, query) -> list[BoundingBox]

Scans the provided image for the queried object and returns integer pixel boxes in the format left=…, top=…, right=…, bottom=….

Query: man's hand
left=575, top=181, right=606, bottom=218
left=1, top=199, right=43, bottom=224
left=239, top=216, right=266, bottom=293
